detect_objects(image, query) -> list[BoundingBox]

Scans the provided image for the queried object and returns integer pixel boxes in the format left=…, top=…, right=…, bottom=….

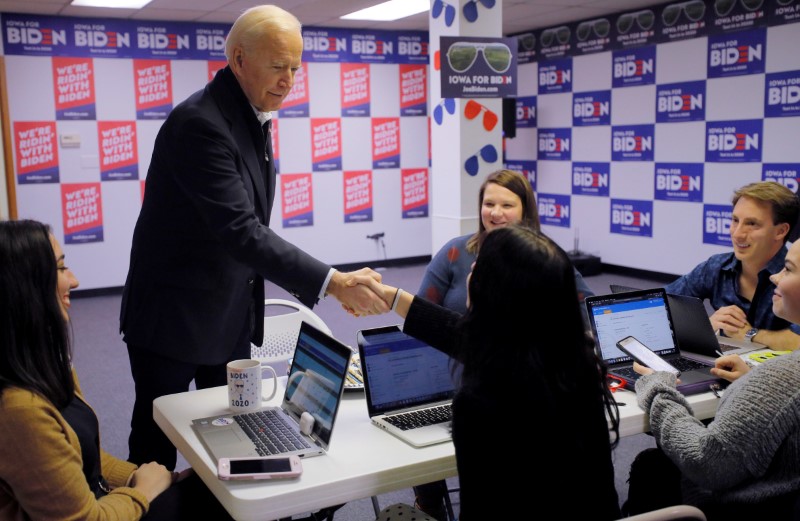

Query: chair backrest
left=621, top=505, right=707, bottom=521
left=250, top=299, right=332, bottom=374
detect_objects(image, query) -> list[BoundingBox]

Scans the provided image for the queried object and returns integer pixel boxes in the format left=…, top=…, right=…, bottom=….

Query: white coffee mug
left=226, top=359, right=278, bottom=412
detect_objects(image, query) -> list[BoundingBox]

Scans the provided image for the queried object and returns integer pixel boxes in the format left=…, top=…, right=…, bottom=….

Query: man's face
left=730, top=196, right=788, bottom=268
left=231, top=28, right=303, bottom=112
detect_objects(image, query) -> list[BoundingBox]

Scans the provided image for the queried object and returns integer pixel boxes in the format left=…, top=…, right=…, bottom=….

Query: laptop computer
left=585, top=288, right=726, bottom=395
left=667, top=293, right=765, bottom=357
left=356, top=324, right=458, bottom=448
left=191, top=321, right=352, bottom=461
left=610, top=284, right=766, bottom=356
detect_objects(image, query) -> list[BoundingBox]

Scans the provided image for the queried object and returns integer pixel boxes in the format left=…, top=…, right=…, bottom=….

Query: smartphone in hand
left=616, top=335, right=681, bottom=376
left=218, top=455, right=303, bottom=480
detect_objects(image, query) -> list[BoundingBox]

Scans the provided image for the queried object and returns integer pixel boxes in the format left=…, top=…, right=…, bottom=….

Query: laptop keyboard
left=614, top=356, right=708, bottom=382
left=234, top=409, right=312, bottom=456
left=385, top=403, right=452, bottom=431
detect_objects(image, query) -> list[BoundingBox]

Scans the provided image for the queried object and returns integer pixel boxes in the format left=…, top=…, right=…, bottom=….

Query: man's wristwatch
left=745, top=327, right=759, bottom=342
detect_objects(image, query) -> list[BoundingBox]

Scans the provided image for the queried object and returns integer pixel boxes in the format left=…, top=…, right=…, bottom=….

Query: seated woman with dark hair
left=361, top=225, right=621, bottom=520
left=0, top=219, right=232, bottom=521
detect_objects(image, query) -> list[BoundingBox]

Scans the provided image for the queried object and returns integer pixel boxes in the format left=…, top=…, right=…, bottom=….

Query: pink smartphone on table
left=217, top=455, right=303, bottom=480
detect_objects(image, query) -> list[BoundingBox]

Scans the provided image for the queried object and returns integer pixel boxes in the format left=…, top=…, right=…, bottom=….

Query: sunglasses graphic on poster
left=440, top=36, right=517, bottom=99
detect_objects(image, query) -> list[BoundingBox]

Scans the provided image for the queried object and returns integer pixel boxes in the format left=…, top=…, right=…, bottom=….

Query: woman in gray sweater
left=631, top=240, right=800, bottom=519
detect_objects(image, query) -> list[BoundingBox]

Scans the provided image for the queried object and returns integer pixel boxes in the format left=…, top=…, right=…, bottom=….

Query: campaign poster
left=573, top=17, right=613, bottom=56
left=207, top=60, right=226, bottom=82
left=612, top=8, right=659, bottom=49
left=654, top=163, right=704, bottom=202
left=770, top=1, right=800, bottom=26
left=505, top=160, right=537, bottom=192
left=343, top=170, right=373, bottom=223
left=703, top=204, right=732, bottom=246
left=397, top=33, right=429, bottom=65
left=341, top=63, right=370, bottom=117
left=133, top=59, right=172, bottom=119
left=656, top=80, right=706, bottom=123
left=656, top=0, right=709, bottom=42
left=763, top=163, right=800, bottom=193
left=611, top=124, right=655, bottom=162
left=310, top=118, right=342, bottom=172
left=440, top=36, right=517, bottom=99
left=98, top=121, right=138, bottom=181
left=538, top=128, right=571, bottom=161
left=515, top=32, right=537, bottom=65
left=572, top=90, right=611, bottom=126
left=350, top=31, right=396, bottom=63
left=399, top=64, right=427, bottom=116
left=61, top=182, right=103, bottom=244
left=281, top=173, right=313, bottom=228
left=612, top=46, right=656, bottom=88
left=765, top=70, right=800, bottom=118
left=372, top=117, right=400, bottom=169
left=707, top=28, right=766, bottom=79
left=301, top=27, right=348, bottom=63
left=52, top=56, right=96, bottom=120
left=401, top=168, right=428, bottom=219
left=538, top=24, right=573, bottom=61
left=516, top=95, right=537, bottom=128
left=710, top=0, right=768, bottom=33
left=705, top=119, right=762, bottom=163
left=14, top=121, right=59, bottom=184
left=610, top=198, right=653, bottom=237
left=279, top=64, right=309, bottom=118
left=572, top=162, right=610, bottom=196
left=538, top=193, right=571, bottom=228
left=538, top=58, right=572, bottom=94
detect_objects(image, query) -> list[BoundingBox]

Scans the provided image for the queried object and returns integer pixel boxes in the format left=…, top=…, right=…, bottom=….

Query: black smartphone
left=616, top=335, right=681, bottom=376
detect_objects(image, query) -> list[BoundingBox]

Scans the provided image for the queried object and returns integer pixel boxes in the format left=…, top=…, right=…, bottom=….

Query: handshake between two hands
left=326, top=267, right=398, bottom=317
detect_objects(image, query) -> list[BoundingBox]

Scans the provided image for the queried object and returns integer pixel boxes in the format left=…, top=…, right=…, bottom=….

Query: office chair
left=250, top=298, right=333, bottom=375
left=619, top=504, right=707, bottom=521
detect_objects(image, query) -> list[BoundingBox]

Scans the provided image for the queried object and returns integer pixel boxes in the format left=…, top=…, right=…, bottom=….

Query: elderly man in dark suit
left=120, top=4, right=386, bottom=469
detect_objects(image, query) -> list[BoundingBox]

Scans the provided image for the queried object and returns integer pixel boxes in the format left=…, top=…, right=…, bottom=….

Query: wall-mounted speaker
left=502, top=97, right=516, bottom=139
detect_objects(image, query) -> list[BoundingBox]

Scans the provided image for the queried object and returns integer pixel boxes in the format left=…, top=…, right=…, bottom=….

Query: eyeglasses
left=446, top=41, right=511, bottom=73
left=517, top=33, right=535, bottom=52
left=662, top=0, right=706, bottom=26
left=540, top=26, right=571, bottom=48
left=432, top=0, right=456, bottom=27
left=714, top=0, right=764, bottom=16
left=464, top=100, right=498, bottom=131
left=464, top=144, right=498, bottom=176
left=776, top=0, right=794, bottom=5
left=616, top=10, right=655, bottom=34
left=576, top=18, right=610, bottom=41
left=463, top=0, right=496, bottom=23
left=433, top=98, right=456, bottom=125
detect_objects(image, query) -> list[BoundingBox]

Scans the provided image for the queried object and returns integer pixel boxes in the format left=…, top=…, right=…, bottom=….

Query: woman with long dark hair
left=367, top=225, right=620, bottom=520
left=0, top=219, right=231, bottom=520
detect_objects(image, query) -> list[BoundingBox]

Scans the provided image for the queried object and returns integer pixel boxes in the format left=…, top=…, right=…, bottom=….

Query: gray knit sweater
left=635, top=350, right=800, bottom=505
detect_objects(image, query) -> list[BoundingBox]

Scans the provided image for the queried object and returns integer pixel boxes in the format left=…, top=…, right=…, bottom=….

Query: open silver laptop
left=356, top=325, right=458, bottom=448
left=191, top=322, right=351, bottom=461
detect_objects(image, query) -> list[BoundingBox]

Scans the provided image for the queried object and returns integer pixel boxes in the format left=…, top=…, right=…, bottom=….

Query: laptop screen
left=283, top=322, right=351, bottom=448
left=585, top=288, right=680, bottom=365
left=359, top=326, right=458, bottom=415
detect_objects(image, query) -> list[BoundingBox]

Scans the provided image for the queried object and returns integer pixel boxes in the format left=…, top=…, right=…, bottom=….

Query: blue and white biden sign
left=538, top=193, right=570, bottom=228
left=611, top=199, right=652, bottom=237
left=703, top=204, right=732, bottom=246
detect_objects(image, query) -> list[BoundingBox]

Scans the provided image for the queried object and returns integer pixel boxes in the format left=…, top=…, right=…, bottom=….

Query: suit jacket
left=120, top=66, right=330, bottom=365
